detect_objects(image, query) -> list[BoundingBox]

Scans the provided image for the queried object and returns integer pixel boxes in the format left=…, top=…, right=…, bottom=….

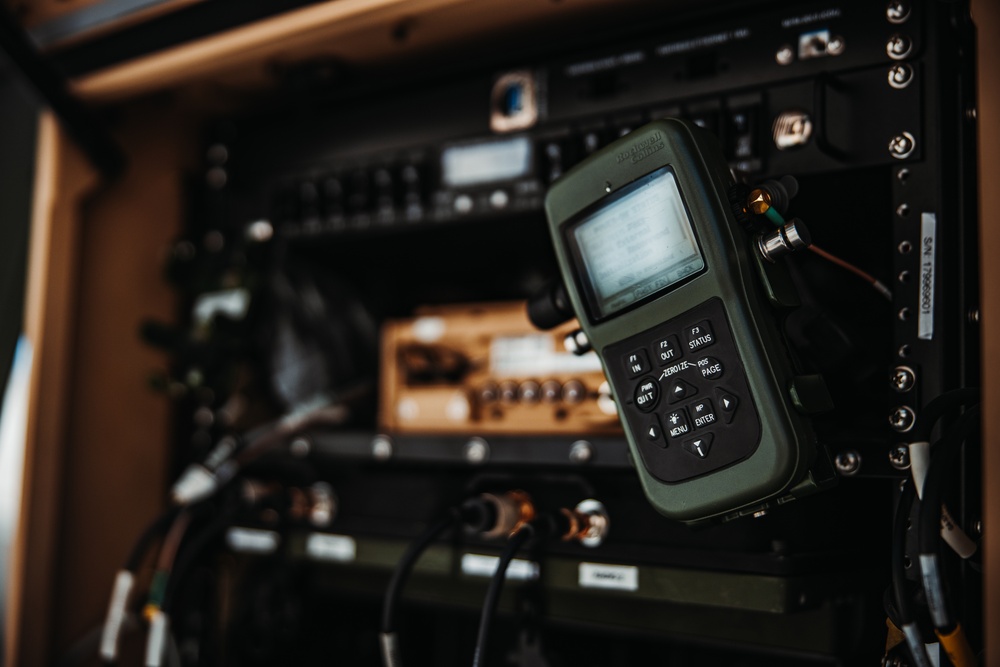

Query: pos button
left=633, top=377, right=660, bottom=413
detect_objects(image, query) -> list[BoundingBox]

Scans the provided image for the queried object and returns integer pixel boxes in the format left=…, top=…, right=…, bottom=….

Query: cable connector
left=144, top=610, right=170, bottom=667
left=558, top=499, right=610, bottom=547
left=99, top=569, right=134, bottom=662
left=473, top=491, right=535, bottom=539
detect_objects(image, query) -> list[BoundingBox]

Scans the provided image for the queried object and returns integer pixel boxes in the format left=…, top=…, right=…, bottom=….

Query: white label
left=226, top=527, right=280, bottom=554
left=578, top=563, right=639, bottom=591
left=461, top=553, right=539, bottom=581
left=918, top=213, right=936, bottom=341
left=491, top=334, right=602, bottom=375
left=305, top=533, right=356, bottom=562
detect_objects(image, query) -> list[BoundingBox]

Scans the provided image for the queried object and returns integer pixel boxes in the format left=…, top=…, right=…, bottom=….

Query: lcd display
left=569, top=167, right=705, bottom=320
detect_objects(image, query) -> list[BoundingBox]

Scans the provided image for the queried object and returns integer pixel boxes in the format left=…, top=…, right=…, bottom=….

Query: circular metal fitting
left=827, top=36, right=845, bottom=56
left=891, top=366, right=916, bottom=392
left=775, top=45, right=794, bottom=66
left=569, top=440, right=594, bottom=464
left=896, top=203, right=910, bottom=218
left=889, top=132, right=916, bottom=159
left=969, top=308, right=981, bottom=324
left=464, top=437, right=490, bottom=464
left=574, top=499, right=610, bottom=547
left=886, top=34, right=913, bottom=60
left=372, top=435, right=393, bottom=461
left=888, top=444, right=911, bottom=470
left=886, top=1, right=911, bottom=24
left=834, top=450, right=862, bottom=476
left=289, top=436, right=312, bottom=458
left=888, top=63, right=914, bottom=89
left=889, top=406, right=916, bottom=432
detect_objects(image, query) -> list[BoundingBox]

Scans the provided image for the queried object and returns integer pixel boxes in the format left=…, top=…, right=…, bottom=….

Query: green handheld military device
left=543, top=119, right=831, bottom=523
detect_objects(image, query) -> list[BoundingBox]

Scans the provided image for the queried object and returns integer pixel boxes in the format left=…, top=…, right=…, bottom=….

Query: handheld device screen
left=567, top=167, right=705, bottom=321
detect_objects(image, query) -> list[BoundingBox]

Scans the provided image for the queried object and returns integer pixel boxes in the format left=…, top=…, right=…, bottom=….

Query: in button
left=624, top=349, right=651, bottom=378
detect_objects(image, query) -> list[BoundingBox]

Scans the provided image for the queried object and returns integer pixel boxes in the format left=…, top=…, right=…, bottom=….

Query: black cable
left=125, top=506, right=182, bottom=571
left=470, top=522, right=541, bottom=667
left=917, top=404, right=981, bottom=559
left=381, top=511, right=460, bottom=634
left=913, top=388, right=980, bottom=443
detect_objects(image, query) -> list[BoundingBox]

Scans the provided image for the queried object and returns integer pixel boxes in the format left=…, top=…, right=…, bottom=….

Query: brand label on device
left=461, top=554, right=540, bottom=581
left=305, top=533, right=357, bottom=562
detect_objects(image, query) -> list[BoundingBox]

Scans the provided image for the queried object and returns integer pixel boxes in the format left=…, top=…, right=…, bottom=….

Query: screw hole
left=898, top=240, right=913, bottom=254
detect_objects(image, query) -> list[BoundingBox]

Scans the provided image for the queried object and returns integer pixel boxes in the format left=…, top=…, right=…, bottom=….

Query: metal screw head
left=969, top=308, right=981, bottom=323
left=886, top=34, right=913, bottom=60
left=776, top=45, right=794, bottom=65
left=827, top=36, right=845, bottom=56
left=289, top=437, right=311, bottom=457
left=464, top=437, right=490, bottom=464
left=889, top=406, right=916, bottom=432
left=891, top=366, right=916, bottom=392
left=886, top=1, right=911, bottom=24
left=372, top=435, right=393, bottom=461
left=889, top=444, right=911, bottom=470
left=569, top=440, right=594, bottom=464
left=888, top=63, right=914, bottom=89
left=834, top=450, right=862, bottom=476
left=889, top=132, right=916, bottom=159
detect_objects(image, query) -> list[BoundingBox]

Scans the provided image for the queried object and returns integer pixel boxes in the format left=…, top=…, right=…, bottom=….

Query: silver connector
left=757, top=219, right=812, bottom=262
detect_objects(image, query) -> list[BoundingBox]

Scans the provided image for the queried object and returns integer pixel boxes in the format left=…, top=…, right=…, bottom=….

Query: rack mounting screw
left=886, top=34, right=913, bottom=60
left=886, top=1, right=911, bottom=24
left=889, top=132, right=916, bottom=159
left=569, top=440, right=594, bottom=464
left=464, top=437, right=490, bottom=464
left=834, top=450, right=862, bottom=476
left=889, top=406, right=916, bottom=432
left=888, top=64, right=914, bottom=89
left=775, top=45, right=794, bottom=65
left=889, top=445, right=911, bottom=470
left=891, top=366, right=916, bottom=392
left=372, top=435, right=393, bottom=461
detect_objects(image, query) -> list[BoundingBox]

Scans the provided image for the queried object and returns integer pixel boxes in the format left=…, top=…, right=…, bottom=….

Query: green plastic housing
left=544, top=118, right=826, bottom=523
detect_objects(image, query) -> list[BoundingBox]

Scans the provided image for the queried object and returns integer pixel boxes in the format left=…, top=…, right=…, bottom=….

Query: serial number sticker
left=461, top=553, right=540, bottom=581
left=918, top=212, right=937, bottom=341
left=305, top=533, right=357, bottom=563
left=578, top=563, right=639, bottom=591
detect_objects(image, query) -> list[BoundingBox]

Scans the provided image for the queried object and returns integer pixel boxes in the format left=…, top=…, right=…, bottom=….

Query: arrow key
left=645, top=418, right=666, bottom=447
left=667, top=378, right=697, bottom=404
left=716, top=390, right=739, bottom=423
left=682, top=432, right=714, bottom=459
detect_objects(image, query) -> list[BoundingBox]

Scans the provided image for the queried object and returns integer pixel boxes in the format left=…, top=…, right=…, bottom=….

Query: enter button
left=689, top=398, right=718, bottom=429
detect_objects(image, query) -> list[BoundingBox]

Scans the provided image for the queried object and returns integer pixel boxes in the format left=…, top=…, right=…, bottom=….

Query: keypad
left=603, top=298, right=761, bottom=483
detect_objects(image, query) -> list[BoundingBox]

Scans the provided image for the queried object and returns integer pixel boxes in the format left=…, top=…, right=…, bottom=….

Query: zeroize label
left=578, top=563, right=639, bottom=591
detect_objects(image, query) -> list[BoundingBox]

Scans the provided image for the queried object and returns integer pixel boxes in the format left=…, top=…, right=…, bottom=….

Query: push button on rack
left=624, top=349, right=651, bottom=378
left=685, top=320, right=715, bottom=353
left=634, top=377, right=659, bottom=413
